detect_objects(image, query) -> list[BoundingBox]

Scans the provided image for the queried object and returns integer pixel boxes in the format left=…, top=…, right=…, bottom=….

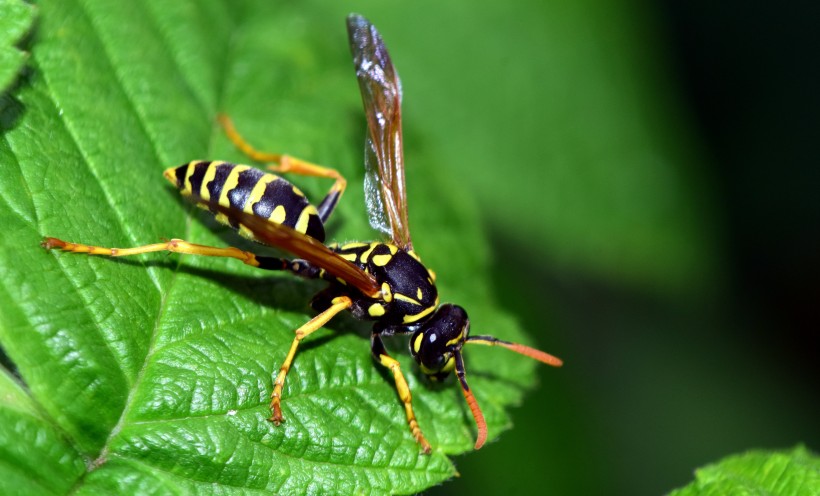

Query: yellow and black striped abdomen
left=164, top=161, right=325, bottom=243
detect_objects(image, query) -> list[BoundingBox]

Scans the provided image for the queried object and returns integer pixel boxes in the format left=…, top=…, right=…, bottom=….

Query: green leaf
left=0, top=0, right=36, bottom=95
left=670, top=446, right=820, bottom=496
left=0, top=368, right=86, bottom=496
left=0, top=1, right=547, bottom=494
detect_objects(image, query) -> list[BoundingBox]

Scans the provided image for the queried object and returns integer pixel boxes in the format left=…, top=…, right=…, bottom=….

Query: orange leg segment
left=41, top=237, right=265, bottom=267
left=217, top=114, right=346, bottom=222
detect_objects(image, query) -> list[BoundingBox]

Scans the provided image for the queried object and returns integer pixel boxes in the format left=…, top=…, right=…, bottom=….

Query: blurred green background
left=4, top=0, right=818, bottom=494
left=408, top=0, right=820, bottom=494
left=392, top=0, right=819, bottom=494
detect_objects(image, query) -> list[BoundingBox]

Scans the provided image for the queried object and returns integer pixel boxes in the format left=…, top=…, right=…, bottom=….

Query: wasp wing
left=213, top=204, right=381, bottom=298
left=347, top=14, right=412, bottom=251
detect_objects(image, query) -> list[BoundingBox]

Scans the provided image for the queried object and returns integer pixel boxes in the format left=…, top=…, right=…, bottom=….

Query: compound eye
left=425, top=348, right=446, bottom=371
left=429, top=353, right=448, bottom=371
left=426, top=353, right=455, bottom=381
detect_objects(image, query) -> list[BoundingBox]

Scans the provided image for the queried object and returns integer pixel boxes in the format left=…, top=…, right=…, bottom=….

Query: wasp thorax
left=410, top=304, right=470, bottom=380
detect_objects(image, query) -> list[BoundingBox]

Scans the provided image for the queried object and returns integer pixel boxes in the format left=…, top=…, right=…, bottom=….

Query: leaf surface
left=0, top=1, right=547, bottom=494
left=671, top=446, right=820, bottom=496
left=0, top=0, right=35, bottom=94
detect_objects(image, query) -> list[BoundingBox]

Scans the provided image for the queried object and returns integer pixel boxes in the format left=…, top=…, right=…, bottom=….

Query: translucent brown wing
left=214, top=204, right=381, bottom=298
left=347, top=14, right=413, bottom=251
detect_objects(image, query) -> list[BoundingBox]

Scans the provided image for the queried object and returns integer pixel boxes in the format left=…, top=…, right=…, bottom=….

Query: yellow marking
left=163, top=166, right=177, bottom=185
left=339, top=252, right=358, bottom=262
left=427, top=269, right=436, bottom=282
left=245, top=175, right=276, bottom=214
left=336, top=277, right=348, bottom=285
left=218, top=165, right=250, bottom=206
left=199, top=163, right=219, bottom=201
left=238, top=223, right=255, bottom=240
left=214, top=212, right=230, bottom=225
left=413, top=333, right=423, bottom=353
left=292, top=185, right=305, bottom=197
left=407, top=250, right=421, bottom=262
left=403, top=304, right=437, bottom=324
left=183, top=161, right=197, bottom=193
left=270, top=205, right=287, bottom=224
left=360, top=243, right=378, bottom=264
left=294, top=205, right=319, bottom=234
left=394, top=293, right=421, bottom=306
left=420, top=355, right=454, bottom=374
left=387, top=244, right=398, bottom=255
left=381, top=282, right=393, bottom=302
left=368, top=303, right=385, bottom=317
left=416, top=287, right=423, bottom=300
left=419, top=363, right=436, bottom=375
left=341, top=242, right=368, bottom=250
left=446, top=329, right=466, bottom=347
left=318, top=268, right=326, bottom=278
left=372, top=254, right=392, bottom=267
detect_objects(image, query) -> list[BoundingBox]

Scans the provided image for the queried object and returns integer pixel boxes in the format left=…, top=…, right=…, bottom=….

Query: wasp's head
left=410, top=304, right=469, bottom=381
left=408, top=302, right=564, bottom=450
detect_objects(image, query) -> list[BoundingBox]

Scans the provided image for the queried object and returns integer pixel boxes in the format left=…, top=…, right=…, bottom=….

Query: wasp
left=42, top=14, right=562, bottom=453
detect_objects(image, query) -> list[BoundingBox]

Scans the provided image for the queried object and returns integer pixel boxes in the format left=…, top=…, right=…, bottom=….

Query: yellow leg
left=378, top=353, right=432, bottom=454
left=42, top=237, right=265, bottom=268
left=217, top=114, right=347, bottom=219
left=270, top=296, right=353, bottom=424
left=371, top=333, right=431, bottom=453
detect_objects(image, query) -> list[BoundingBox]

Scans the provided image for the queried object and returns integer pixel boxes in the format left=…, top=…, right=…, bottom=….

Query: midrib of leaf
left=88, top=251, right=183, bottom=473
left=60, top=0, right=203, bottom=292
left=0, top=133, right=37, bottom=227
left=1, top=80, right=134, bottom=454
left=23, top=0, right=183, bottom=448
left=2, top=0, right=244, bottom=485
left=53, top=0, right=242, bottom=480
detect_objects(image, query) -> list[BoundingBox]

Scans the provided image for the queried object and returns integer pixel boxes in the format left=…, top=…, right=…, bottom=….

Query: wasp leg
left=270, top=296, right=353, bottom=424
left=217, top=114, right=346, bottom=223
left=371, top=333, right=432, bottom=454
left=41, top=237, right=303, bottom=271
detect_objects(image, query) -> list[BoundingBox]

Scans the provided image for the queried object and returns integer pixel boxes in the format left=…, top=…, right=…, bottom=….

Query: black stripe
left=252, top=178, right=292, bottom=219
left=227, top=168, right=265, bottom=211
left=305, top=213, right=325, bottom=242
left=255, top=256, right=288, bottom=271
left=206, top=162, right=233, bottom=204
left=188, top=161, right=211, bottom=199
left=284, top=204, right=304, bottom=229
left=173, top=163, right=188, bottom=189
